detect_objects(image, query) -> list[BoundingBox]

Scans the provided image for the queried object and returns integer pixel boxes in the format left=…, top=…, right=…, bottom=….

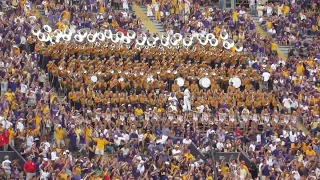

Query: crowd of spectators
left=0, top=0, right=318, bottom=180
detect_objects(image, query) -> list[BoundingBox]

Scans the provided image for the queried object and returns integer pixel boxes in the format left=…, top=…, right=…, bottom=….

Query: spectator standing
left=24, top=156, right=36, bottom=180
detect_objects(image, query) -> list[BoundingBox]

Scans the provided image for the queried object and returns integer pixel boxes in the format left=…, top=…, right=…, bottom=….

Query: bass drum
left=199, top=77, right=211, bottom=88
left=176, top=77, right=185, bottom=87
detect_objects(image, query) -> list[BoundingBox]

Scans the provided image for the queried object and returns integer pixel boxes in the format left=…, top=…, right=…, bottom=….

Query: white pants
left=183, top=97, right=191, bottom=111
left=26, top=172, right=35, bottom=180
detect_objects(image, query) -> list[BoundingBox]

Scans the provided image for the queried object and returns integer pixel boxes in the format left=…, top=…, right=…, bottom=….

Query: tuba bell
left=173, top=33, right=183, bottom=42
left=32, top=27, right=41, bottom=36
left=50, top=36, right=58, bottom=44
left=220, top=30, right=229, bottom=40
left=170, top=36, right=178, bottom=46
left=199, top=36, right=208, bottom=46
left=147, top=37, right=156, bottom=46
left=209, top=38, right=219, bottom=47
left=182, top=37, right=193, bottom=48
left=123, top=36, right=131, bottom=44
left=127, top=30, right=136, bottom=39
left=79, top=28, right=88, bottom=38
left=235, top=43, right=243, bottom=52
left=74, top=34, right=83, bottom=42
left=161, top=38, right=170, bottom=47
left=184, top=33, right=192, bottom=39
left=136, top=36, right=146, bottom=46
left=53, top=29, right=63, bottom=39
left=43, top=25, right=52, bottom=33
left=116, top=32, right=124, bottom=41
left=97, top=32, right=105, bottom=41
left=111, top=34, right=119, bottom=43
left=161, top=33, right=170, bottom=41
left=223, top=39, right=234, bottom=50
left=104, top=29, right=112, bottom=39
left=87, top=33, right=96, bottom=43
left=206, top=33, right=215, bottom=40
left=64, top=28, right=72, bottom=37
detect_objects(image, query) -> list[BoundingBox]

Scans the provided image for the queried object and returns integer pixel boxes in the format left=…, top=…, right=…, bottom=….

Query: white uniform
left=183, top=88, right=191, bottom=111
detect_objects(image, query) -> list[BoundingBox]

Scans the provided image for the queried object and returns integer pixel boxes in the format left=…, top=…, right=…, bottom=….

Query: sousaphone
left=74, top=34, right=83, bottom=42
left=147, top=37, right=156, bottom=46
left=199, top=35, right=208, bottom=46
left=87, top=33, right=96, bottom=43
left=173, top=33, right=183, bottom=42
left=209, top=38, right=219, bottom=47
left=79, top=28, right=88, bottom=38
left=136, top=36, right=146, bottom=46
left=127, top=30, right=136, bottom=39
left=104, top=29, right=112, bottom=39
left=97, top=32, right=105, bottom=41
left=235, top=43, right=243, bottom=52
left=43, top=25, right=52, bottom=33
left=220, top=30, right=229, bottom=40
left=31, top=26, right=41, bottom=36
left=223, top=39, right=234, bottom=50
left=182, top=37, right=193, bottom=48
left=116, top=32, right=124, bottom=41
left=111, top=34, right=119, bottom=43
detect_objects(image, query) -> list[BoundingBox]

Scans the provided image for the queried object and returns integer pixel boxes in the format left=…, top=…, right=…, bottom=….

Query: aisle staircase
left=249, top=15, right=288, bottom=60
left=138, top=6, right=165, bottom=33
left=132, top=3, right=161, bottom=34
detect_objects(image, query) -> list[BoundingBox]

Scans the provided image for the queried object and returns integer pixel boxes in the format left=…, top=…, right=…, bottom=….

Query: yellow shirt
left=296, top=64, right=305, bottom=75
left=185, top=153, right=194, bottom=161
left=35, top=115, right=41, bottom=127
left=306, top=149, right=316, bottom=156
left=271, top=43, right=277, bottom=51
left=171, top=164, right=179, bottom=172
left=283, top=6, right=290, bottom=14
left=4, top=92, right=14, bottom=102
left=94, top=138, right=108, bottom=150
left=266, top=21, right=272, bottom=29
left=55, top=129, right=64, bottom=140
left=85, top=127, right=92, bottom=140
left=56, top=21, right=65, bottom=31
left=221, top=165, right=229, bottom=176
left=8, top=129, right=15, bottom=139
left=135, top=108, right=143, bottom=115
left=59, top=173, right=68, bottom=180
left=232, top=11, right=238, bottom=20
left=62, top=10, right=70, bottom=20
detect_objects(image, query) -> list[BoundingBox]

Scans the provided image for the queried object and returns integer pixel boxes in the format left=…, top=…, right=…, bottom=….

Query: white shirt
left=2, top=160, right=11, bottom=170
left=20, top=36, right=26, bottom=45
left=26, top=135, right=34, bottom=147
left=182, top=138, right=192, bottom=145
left=289, top=131, right=297, bottom=142
left=282, top=98, right=292, bottom=109
left=17, top=121, right=25, bottom=131
left=172, top=149, right=181, bottom=157
left=40, top=170, right=50, bottom=180
left=154, top=3, right=159, bottom=11
left=184, top=89, right=190, bottom=98
left=262, top=72, right=270, bottom=81
left=216, top=142, right=224, bottom=150
left=20, top=83, right=28, bottom=93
